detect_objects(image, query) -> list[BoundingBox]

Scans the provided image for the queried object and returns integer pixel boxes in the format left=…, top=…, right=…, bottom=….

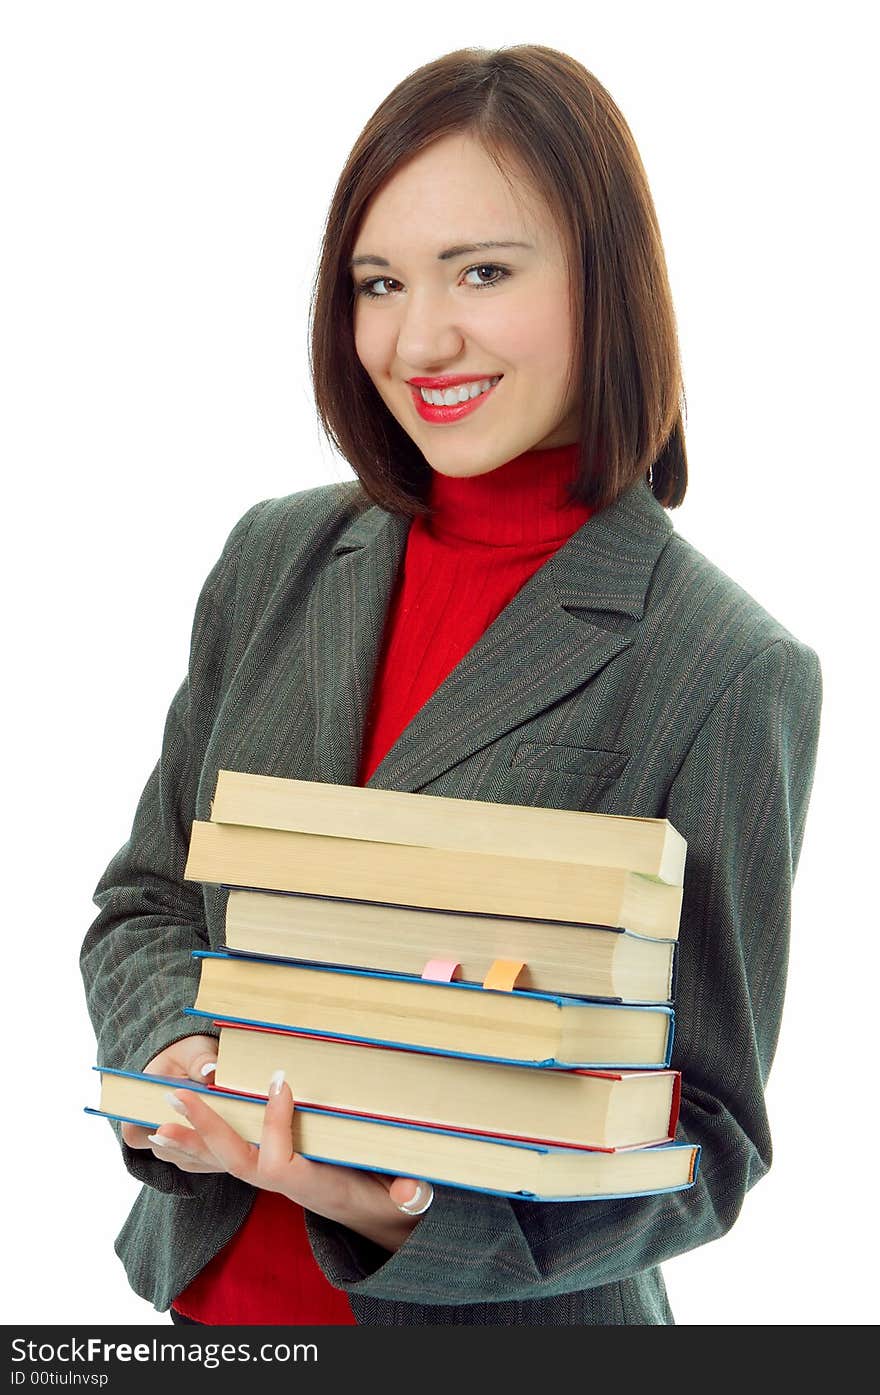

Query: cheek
left=525, top=296, right=574, bottom=363
left=353, top=312, right=387, bottom=373
left=485, top=292, right=573, bottom=379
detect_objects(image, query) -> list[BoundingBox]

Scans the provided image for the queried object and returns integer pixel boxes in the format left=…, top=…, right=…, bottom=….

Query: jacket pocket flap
left=510, top=742, right=630, bottom=778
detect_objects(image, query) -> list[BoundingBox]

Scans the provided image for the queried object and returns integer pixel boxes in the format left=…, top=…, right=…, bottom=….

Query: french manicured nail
left=148, top=1133, right=192, bottom=1153
left=199, top=1061, right=217, bottom=1077
left=269, top=1069, right=285, bottom=1096
left=398, top=1183, right=434, bottom=1216
left=165, top=1091, right=189, bottom=1115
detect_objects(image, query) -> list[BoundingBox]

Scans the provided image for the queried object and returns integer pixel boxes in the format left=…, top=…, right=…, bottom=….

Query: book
left=86, top=1068, right=701, bottom=1202
left=186, top=951, right=675, bottom=1068
left=184, top=821, right=683, bottom=939
left=222, top=888, right=677, bottom=1003
left=211, top=1019, right=682, bottom=1149
left=85, top=775, right=695, bottom=1204
left=209, top=771, right=687, bottom=885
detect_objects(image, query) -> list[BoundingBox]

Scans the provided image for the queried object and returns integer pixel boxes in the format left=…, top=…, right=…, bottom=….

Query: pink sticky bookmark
left=482, top=959, right=526, bottom=992
left=421, top=958, right=461, bottom=983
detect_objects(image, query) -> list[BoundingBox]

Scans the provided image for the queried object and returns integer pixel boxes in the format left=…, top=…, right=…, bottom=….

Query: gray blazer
left=80, top=475, right=823, bottom=1325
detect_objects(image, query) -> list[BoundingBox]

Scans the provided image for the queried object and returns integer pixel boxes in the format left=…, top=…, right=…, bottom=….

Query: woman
left=80, top=44, right=823, bottom=1326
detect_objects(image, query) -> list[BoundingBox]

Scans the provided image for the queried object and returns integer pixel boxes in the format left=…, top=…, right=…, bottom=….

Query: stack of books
left=87, top=772, right=701, bottom=1202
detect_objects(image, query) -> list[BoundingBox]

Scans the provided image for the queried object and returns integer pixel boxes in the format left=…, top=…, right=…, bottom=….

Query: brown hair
left=308, top=44, right=687, bottom=516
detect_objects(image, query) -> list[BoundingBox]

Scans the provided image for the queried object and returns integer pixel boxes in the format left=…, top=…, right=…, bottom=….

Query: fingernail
left=165, top=1091, right=189, bottom=1115
left=199, top=1061, right=217, bottom=1077
left=148, top=1133, right=193, bottom=1154
left=398, top=1182, right=434, bottom=1216
left=269, top=1069, right=285, bottom=1097
left=398, top=1188, right=426, bottom=1210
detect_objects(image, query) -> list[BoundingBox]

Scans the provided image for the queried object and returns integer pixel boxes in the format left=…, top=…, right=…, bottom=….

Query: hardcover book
left=222, top=887, right=677, bottom=1003
left=86, top=1068, right=700, bottom=1202
left=184, top=820, right=683, bottom=939
left=209, top=770, right=687, bottom=884
left=211, top=1019, right=682, bottom=1150
left=187, top=951, right=675, bottom=1069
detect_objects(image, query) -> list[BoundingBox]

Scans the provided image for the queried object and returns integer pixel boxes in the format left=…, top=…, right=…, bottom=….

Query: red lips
left=410, top=378, right=501, bottom=423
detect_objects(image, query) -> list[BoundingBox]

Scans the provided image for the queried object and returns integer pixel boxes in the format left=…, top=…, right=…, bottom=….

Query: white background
left=2, top=0, right=875, bottom=1326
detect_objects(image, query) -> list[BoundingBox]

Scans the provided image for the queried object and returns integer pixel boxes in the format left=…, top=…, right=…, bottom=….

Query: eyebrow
left=349, top=240, right=534, bottom=270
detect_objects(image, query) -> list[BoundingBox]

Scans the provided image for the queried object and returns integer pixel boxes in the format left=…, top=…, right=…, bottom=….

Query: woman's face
left=350, top=132, right=581, bottom=480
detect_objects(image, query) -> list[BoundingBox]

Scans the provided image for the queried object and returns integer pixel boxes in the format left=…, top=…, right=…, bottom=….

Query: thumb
left=387, top=1177, right=432, bottom=1212
left=183, top=1048, right=219, bottom=1084
left=142, top=1034, right=219, bottom=1081
left=175, top=1037, right=218, bottom=1088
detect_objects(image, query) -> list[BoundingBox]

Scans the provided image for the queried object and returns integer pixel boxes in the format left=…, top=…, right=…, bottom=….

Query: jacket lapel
left=307, top=477, right=673, bottom=793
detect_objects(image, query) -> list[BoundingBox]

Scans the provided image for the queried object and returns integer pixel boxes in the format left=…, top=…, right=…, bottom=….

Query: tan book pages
left=210, top=770, right=686, bottom=887
left=224, top=887, right=677, bottom=1000
left=92, top=1071, right=699, bottom=1200
left=215, top=1025, right=679, bottom=1149
left=184, top=821, right=683, bottom=940
left=191, top=954, right=672, bottom=1067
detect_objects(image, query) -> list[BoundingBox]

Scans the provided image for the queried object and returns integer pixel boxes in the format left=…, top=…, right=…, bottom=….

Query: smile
left=409, top=376, right=502, bottom=423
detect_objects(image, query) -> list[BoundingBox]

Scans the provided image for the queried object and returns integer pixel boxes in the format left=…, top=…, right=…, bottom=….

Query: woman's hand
left=120, top=1034, right=226, bottom=1174
left=145, top=1064, right=433, bottom=1253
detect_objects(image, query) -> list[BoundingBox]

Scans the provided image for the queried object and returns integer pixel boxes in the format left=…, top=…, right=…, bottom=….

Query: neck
left=426, top=441, right=592, bottom=546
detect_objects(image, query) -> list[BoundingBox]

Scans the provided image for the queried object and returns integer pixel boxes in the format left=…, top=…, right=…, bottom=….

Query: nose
left=394, top=287, right=466, bottom=371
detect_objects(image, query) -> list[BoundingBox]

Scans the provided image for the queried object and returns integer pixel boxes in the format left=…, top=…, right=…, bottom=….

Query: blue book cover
left=188, top=950, right=675, bottom=1069
left=85, top=1066, right=700, bottom=1203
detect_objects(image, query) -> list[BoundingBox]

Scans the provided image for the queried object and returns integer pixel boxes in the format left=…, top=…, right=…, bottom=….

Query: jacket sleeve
left=80, top=498, right=272, bottom=1197
left=304, top=636, right=824, bottom=1303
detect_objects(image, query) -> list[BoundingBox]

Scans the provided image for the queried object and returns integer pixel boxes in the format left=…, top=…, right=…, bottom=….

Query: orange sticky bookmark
left=482, top=959, right=526, bottom=992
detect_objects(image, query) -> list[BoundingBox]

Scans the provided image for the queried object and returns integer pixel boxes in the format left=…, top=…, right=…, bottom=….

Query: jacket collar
left=308, top=477, right=673, bottom=792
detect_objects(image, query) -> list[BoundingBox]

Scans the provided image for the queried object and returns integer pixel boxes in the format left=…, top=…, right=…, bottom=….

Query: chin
left=440, top=433, right=521, bottom=466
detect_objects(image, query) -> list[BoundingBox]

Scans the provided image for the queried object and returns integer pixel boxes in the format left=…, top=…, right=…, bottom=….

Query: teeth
left=419, top=376, right=500, bottom=406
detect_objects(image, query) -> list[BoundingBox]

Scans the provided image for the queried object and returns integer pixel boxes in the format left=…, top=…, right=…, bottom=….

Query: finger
left=186, top=1051, right=219, bottom=1083
left=148, top=1123, right=207, bottom=1157
left=146, top=1056, right=218, bottom=1085
left=166, top=1086, right=258, bottom=1179
left=258, top=1071, right=297, bottom=1174
left=121, top=1121, right=157, bottom=1149
left=147, top=1108, right=225, bottom=1167
left=146, top=1130, right=223, bottom=1172
left=389, top=1178, right=435, bottom=1215
left=120, top=1087, right=214, bottom=1153
left=162, top=1092, right=228, bottom=1163
left=142, top=1043, right=218, bottom=1086
left=253, top=1073, right=352, bottom=1208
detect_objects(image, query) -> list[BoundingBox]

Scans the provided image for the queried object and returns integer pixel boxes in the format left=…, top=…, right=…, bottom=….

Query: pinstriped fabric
left=80, top=477, right=822, bottom=1324
left=347, top=1272, right=672, bottom=1325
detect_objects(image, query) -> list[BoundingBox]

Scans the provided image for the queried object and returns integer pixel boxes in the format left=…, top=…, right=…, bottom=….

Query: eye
left=356, top=263, right=512, bottom=300
left=462, top=264, right=510, bottom=290
left=356, top=276, right=399, bottom=300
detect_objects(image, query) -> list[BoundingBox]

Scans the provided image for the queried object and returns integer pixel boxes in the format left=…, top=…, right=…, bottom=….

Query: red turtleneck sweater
left=172, top=440, right=594, bottom=1324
